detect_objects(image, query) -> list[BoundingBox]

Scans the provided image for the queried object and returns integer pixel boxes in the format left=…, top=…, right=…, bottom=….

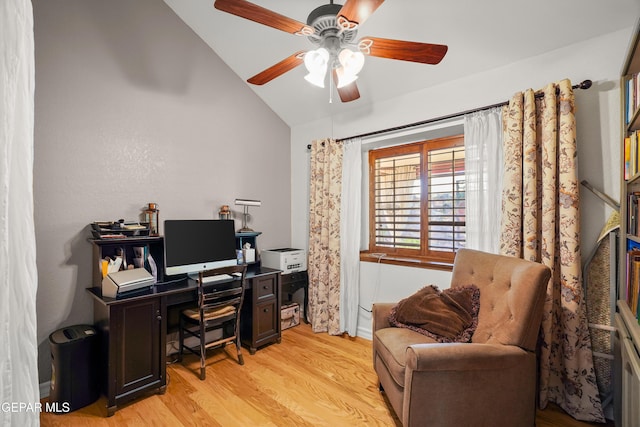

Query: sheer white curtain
left=339, top=137, right=362, bottom=336
left=1, top=0, right=39, bottom=425
left=464, top=108, right=503, bottom=253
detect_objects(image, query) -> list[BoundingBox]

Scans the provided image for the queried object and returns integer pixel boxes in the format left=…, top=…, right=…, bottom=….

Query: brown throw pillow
left=388, top=285, right=480, bottom=343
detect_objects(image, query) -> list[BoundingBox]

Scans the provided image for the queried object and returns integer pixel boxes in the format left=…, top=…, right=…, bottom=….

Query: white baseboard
left=357, top=325, right=372, bottom=341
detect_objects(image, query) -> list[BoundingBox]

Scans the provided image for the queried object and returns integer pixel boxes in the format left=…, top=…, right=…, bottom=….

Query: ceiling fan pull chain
left=329, top=73, right=333, bottom=104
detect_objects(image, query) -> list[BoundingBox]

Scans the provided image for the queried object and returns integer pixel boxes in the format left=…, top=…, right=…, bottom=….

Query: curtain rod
left=307, top=79, right=592, bottom=149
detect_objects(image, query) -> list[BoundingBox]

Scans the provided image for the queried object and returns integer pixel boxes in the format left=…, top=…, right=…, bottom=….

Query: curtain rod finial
left=578, top=80, right=592, bottom=90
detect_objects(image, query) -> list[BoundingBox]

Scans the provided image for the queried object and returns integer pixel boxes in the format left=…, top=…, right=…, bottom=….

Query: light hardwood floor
left=40, top=323, right=614, bottom=426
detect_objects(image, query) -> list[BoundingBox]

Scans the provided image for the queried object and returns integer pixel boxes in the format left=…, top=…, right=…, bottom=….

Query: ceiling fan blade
left=214, top=0, right=314, bottom=36
left=337, top=0, right=385, bottom=28
left=247, top=51, right=306, bottom=85
left=358, top=36, right=448, bottom=64
left=337, top=81, right=361, bottom=102
left=332, top=69, right=361, bottom=103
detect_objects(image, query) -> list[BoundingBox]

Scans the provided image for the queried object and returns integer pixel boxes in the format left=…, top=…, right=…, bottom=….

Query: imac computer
left=164, top=219, right=237, bottom=280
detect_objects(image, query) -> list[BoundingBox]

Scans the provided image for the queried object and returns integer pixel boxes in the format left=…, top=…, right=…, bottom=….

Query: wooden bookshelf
left=617, top=18, right=640, bottom=427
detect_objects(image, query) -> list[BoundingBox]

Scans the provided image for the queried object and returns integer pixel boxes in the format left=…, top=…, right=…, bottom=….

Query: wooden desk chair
left=178, top=264, right=247, bottom=380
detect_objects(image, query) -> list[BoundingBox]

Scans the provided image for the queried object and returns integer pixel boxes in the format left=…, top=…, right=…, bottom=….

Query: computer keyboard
left=201, top=274, right=233, bottom=284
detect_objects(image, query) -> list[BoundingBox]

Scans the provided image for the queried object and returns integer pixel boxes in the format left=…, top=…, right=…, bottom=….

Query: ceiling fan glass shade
left=338, top=48, right=365, bottom=75
left=335, top=66, right=358, bottom=88
left=304, top=48, right=329, bottom=88
left=304, top=48, right=329, bottom=74
left=336, top=48, right=364, bottom=88
left=305, top=70, right=327, bottom=88
left=336, top=67, right=358, bottom=89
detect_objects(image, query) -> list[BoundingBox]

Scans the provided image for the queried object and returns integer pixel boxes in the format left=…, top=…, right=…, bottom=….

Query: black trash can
left=49, top=325, right=99, bottom=413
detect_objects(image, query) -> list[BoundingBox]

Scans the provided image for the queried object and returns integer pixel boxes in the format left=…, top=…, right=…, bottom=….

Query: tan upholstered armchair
left=372, top=249, right=551, bottom=427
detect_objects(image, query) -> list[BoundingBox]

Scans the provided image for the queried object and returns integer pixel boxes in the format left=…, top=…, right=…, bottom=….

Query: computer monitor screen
left=164, top=219, right=237, bottom=277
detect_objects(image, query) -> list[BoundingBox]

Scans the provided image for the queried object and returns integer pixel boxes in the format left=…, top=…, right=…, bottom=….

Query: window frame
left=366, top=134, right=465, bottom=265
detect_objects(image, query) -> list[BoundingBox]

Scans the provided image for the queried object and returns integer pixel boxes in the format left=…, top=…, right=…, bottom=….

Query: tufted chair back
left=450, top=248, right=551, bottom=352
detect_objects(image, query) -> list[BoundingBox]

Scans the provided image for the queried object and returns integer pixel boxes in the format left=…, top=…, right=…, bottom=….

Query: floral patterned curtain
left=308, top=138, right=343, bottom=334
left=500, top=79, right=604, bottom=422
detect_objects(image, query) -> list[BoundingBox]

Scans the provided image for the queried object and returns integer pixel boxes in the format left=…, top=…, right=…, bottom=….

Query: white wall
left=33, top=0, right=291, bottom=383
left=291, top=28, right=633, bottom=339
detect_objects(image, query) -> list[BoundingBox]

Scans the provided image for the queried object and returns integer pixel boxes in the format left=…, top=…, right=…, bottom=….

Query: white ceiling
left=164, top=0, right=640, bottom=127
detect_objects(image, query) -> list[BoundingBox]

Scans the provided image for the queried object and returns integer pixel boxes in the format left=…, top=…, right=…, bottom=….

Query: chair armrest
left=372, top=303, right=395, bottom=332
left=402, top=343, right=537, bottom=427
left=406, top=342, right=529, bottom=371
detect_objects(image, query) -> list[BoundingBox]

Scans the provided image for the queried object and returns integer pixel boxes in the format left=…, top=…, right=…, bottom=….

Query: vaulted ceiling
left=164, top=0, right=640, bottom=126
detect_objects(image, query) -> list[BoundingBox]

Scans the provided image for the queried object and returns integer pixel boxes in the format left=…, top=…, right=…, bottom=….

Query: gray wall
left=33, top=0, right=291, bottom=384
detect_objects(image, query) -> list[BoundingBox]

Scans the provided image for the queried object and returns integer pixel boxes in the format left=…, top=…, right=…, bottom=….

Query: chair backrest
left=450, top=249, right=551, bottom=351
left=197, top=265, right=247, bottom=320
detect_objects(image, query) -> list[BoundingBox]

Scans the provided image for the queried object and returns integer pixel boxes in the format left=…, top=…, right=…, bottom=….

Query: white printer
left=102, top=268, right=155, bottom=298
left=261, top=248, right=306, bottom=275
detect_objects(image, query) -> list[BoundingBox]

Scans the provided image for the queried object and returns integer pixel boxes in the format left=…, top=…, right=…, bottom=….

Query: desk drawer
left=241, top=270, right=281, bottom=354
left=281, top=271, right=308, bottom=285
left=165, top=289, right=197, bottom=306
left=255, top=299, right=278, bottom=342
left=281, top=270, right=308, bottom=298
left=254, top=275, right=277, bottom=300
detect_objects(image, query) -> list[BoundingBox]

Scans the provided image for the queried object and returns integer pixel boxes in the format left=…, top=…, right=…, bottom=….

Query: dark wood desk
left=87, top=267, right=281, bottom=416
left=280, top=271, right=309, bottom=323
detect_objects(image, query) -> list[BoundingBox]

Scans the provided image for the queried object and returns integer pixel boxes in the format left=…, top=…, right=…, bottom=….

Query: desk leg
left=107, top=404, right=117, bottom=417
left=303, top=285, right=309, bottom=324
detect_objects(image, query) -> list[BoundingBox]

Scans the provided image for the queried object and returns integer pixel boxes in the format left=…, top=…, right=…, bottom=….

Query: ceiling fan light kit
left=214, top=0, right=448, bottom=102
left=303, top=46, right=364, bottom=88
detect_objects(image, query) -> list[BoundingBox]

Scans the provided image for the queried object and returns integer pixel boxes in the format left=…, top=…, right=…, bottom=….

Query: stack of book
left=627, top=248, right=640, bottom=322
left=624, top=130, right=640, bottom=180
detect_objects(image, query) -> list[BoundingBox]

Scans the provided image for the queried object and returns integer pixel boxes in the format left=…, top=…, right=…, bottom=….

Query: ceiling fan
left=213, top=0, right=448, bottom=102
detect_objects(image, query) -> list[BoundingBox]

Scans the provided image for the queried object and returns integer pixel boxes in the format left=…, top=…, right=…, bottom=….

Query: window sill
left=359, top=252, right=453, bottom=272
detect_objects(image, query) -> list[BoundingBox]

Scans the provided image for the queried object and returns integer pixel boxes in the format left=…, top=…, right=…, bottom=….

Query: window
left=368, top=134, right=465, bottom=264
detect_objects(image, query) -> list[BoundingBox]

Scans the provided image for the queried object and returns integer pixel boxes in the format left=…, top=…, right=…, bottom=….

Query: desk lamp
left=235, top=199, right=261, bottom=232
